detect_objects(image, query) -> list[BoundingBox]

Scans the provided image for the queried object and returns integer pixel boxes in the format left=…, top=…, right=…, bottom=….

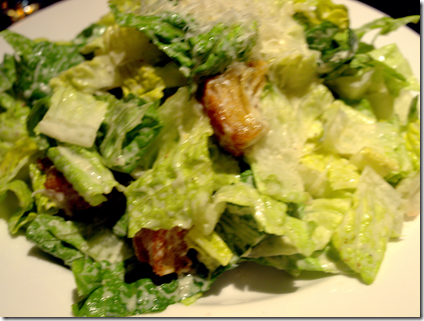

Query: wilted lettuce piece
left=0, top=179, right=34, bottom=234
left=26, top=214, right=132, bottom=265
left=125, top=87, right=215, bottom=236
left=47, top=146, right=119, bottom=206
left=354, top=15, right=420, bottom=42
left=38, top=86, right=108, bottom=148
left=71, top=257, right=217, bottom=317
left=29, top=163, right=58, bottom=215
left=332, top=166, right=403, bottom=284
left=246, top=84, right=333, bottom=203
left=299, top=153, right=360, bottom=198
left=0, top=30, right=85, bottom=104
left=186, top=229, right=234, bottom=271
left=99, top=94, right=162, bottom=173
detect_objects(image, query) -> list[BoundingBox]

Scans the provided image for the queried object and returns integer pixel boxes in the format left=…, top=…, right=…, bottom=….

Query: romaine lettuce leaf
left=0, top=179, right=35, bottom=234
left=49, top=55, right=122, bottom=94
left=322, top=100, right=414, bottom=182
left=211, top=182, right=288, bottom=236
left=396, top=170, right=420, bottom=218
left=292, top=0, right=349, bottom=29
left=112, top=7, right=258, bottom=82
left=0, top=136, right=39, bottom=184
left=299, top=153, right=360, bottom=198
left=0, top=30, right=85, bottom=105
left=0, top=54, right=16, bottom=94
left=99, top=94, right=162, bottom=173
left=26, top=214, right=132, bottom=265
left=0, top=102, right=30, bottom=144
left=246, top=84, right=333, bottom=203
left=331, top=166, right=403, bottom=284
left=125, top=87, right=215, bottom=236
left=47, top=146, right=119, bottom=207
left=354, top=15, right=420, bottom=42
left=38, top=86, right=108, bottom=148
left=71, top=257, right=218, bottom=317
left=186, top=229, right=234, bottom=271
left=119, top=63, right=165, bottom=101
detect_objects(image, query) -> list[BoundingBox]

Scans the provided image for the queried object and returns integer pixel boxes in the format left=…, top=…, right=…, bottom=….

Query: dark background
left=0, top=1, right=421, bottom=32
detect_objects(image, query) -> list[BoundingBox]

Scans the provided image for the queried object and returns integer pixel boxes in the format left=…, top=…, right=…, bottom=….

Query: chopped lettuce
left=38, top=86, right=108, bottom=148
left=71, top=257, right=221, bottom=317
left=99, top=94, right=162, bottom=173
left=246, top=84, right=334, bottom=203
left=0, top=30, right=85, bottom=105
left=0, top=0, right=420, bottom=317
left=46, top=146, right=119, bottom=206
left=112, top=7, right=258, bottom=82
left=26, top=214, right=133, bottom=265
left=0, top=179, right=35, bottom=234
left=125, top=87, right=215, bottom=236
left=354, top=15, right=420, bottom=42
left=331, top=166, right=403, bottom=284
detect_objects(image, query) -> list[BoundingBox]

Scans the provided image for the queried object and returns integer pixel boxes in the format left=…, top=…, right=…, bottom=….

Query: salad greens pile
left=0, top=0, right=420, bottom=317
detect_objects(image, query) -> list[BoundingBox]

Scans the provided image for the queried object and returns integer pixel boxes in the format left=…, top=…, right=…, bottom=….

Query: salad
left=0, top=0, right=420, bottom=317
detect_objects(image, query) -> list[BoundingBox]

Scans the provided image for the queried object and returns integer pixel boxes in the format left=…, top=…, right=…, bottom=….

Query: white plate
left=0, top=0, right=420, bottom=317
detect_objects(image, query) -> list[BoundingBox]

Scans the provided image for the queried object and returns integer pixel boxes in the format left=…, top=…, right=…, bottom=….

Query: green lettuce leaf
left=71, top=257, right=221, bottom=317
left=125, top=87, right=215, bottom=236
left=322, top=100, right=413, bottom=181
left=0, top=54, right=16, bottom=94
left=0, top=179, right=35, bottom=234
left=99, top=94, right=162, bottom=173
left=246, top=84, right=334, bottom=203
left=186, top=229, right=234, bottom=271
left=292, top=0, right=349, bottom=29
left=211, top=182, right=288, bottom=236
left=112, top=7, right=258, bottom=82
left=0, top=30, right=85, bottom=105
left=38, top=86, right=108, bottom=148
left=298, top=153, right=360, bottom=198
left=0, top=136, right=39, bottom=184
left=26, top=214, right=132, bottom=265
left=331, top=166, right=403, bottom=284
left=46, top=146, right=119, bottom=207
left=49, top=55, right=122, bottom=94
left=354, top=15, right=420, bottom=42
